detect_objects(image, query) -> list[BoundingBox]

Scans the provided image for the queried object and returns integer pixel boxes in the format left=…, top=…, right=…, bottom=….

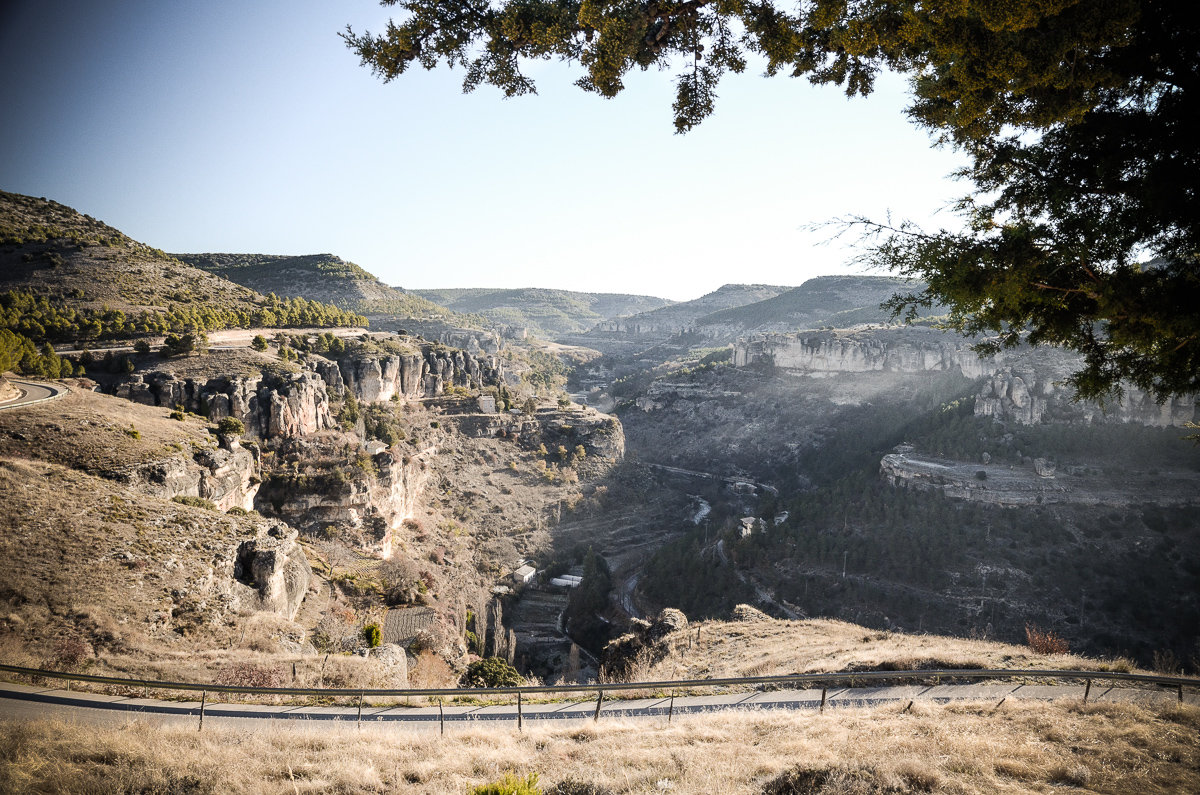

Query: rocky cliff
left=260, top=444, right=434, bottom=558
left=334, top=346, right=502, bottom=403
left=125, top=434, right=261, bottom=512
left=736, top=327, right=1199, bottom=428
left=734, top=326, right=991, bottom=378
left=115, top=369, right=336, bottom=438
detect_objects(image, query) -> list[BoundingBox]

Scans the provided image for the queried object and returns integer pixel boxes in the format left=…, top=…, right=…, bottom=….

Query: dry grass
left=0, top=700, right=1196, bottom=793
left=645, top=615, right=1141, bottom=682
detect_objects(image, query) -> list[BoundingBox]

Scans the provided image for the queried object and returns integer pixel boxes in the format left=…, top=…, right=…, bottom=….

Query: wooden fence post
left=357, top=691, right=364, bottom=726
left=517, top=692, right=523, bottom=732
left=819, top=687, right=827, bottom=714
left=667, top=692, right=674, bottom=723
left=594, top=689, right=603, bottom=721
left=1083, top=680, right=1092, bottom=704
left=198, top=690, right=206, bottom=732
left=438, top=699, right=445, bottom=735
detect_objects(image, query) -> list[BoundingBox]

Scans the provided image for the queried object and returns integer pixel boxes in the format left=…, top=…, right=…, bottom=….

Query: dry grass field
left=1, top=699, right=1196, bottom=793
left=636, top=611, right=1140, bottom=682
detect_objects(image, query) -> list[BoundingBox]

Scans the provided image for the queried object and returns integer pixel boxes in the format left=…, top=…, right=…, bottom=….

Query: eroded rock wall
left=114, top=370, right=335, bottom=438
left=337, top=348, right=502, bottom=404
left=123, top=435, right=261, bottom=512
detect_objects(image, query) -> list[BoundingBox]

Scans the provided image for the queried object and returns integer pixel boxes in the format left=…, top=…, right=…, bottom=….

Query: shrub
left=251, top=334, right=268, bottom=351
left=1025, top=623, right=1069, bottom=655
left=49, top=636, right=90, bottom=672
left=169, top=410, right=185, bottom=421
left=470, top=774, right=540, bottom=795
left=363, top=623, right=382, bottom=648
left=123, top=425, right=140, bottom=440
left=132, top=339, right=151, bottom=355
left=461, top=657, right=523, bottom=688
left=216, top=416, right=245, bottom=436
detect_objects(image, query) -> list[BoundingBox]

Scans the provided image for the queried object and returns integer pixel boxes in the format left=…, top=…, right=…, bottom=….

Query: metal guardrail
left=2, top=662, right=1195, bottom=700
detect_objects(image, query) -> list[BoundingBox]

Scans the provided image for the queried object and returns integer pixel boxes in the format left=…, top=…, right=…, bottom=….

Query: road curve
left=0, top=378, right=68, bottom=411
left=1, top=680, right=1191, bottom=734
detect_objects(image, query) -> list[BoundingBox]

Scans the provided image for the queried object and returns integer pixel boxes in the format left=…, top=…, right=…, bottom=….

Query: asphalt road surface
left=1, top=680, right=1192, bottom=734
left=0, top=379, right=67, bottom=411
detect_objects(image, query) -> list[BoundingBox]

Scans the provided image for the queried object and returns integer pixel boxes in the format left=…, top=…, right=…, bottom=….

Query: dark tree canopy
left=345, top=1, right=1199, bottom=400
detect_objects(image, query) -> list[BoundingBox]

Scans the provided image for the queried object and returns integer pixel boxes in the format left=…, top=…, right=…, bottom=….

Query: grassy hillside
left=0, top=191, right=366, bottom=351
left=412, top=287, right=674, bottom=339
left=178, top=252, right=455, bottom=320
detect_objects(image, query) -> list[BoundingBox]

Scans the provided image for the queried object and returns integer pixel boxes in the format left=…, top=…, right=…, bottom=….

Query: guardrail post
left=1083, top=680, right=1092, bottom=704
left=198, top=690, right=206, bottom=731
left=594, top=689, right=603, bottom=721
left=517, top=692, right=523, bottom=732
left=668, top=692, right=674, bottom=723
left=819, top=686, right=827, bottom=713
left=438, top=699, right=445, bottom=735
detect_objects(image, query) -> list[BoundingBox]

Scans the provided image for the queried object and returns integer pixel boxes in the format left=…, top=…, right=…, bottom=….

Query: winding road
left=0, top=378, right=68, bottom=411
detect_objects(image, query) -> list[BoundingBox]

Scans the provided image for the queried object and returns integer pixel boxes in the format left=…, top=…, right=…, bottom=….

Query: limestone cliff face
left=734, top=327, right=990, bottom=377
left=977, top=365, right=1199, bottom=427
left=114, top=369, right=335, bottom=438
left=337, top=347, right=502, bottom=404
left=736, top=327, right=1198, bottom=428
left=231, top=523, right=312, bottom=620
left=261, top=447, right=434, bottom=558
left=123, top=435, right=260, bottom=512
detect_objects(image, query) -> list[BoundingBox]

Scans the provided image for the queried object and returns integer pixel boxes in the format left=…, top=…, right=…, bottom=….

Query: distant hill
left=691, top=275, right=926, bottom=341
left=0, top=190, right=365, bottom=347
left=412, top=287, right=674, bottom=339
left=569, top=284, right=791, bottom=352
left=177, top=253, right=454, bottom=320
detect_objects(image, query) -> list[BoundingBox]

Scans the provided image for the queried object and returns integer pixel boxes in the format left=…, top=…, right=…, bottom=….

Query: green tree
left=251, top=334, right=268, bottom=351
left=460, top=656, right=523, bottom=688
left=216, top=416, right=246, bottom=436
left=345, top=1, right=1198, bottom=399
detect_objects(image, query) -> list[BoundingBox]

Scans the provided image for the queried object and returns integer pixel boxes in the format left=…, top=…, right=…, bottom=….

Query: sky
left=0, top=1, right=968, bottom=302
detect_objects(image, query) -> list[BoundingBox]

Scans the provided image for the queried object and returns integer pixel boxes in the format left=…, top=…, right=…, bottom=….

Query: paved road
left=0, top=379, right=67, bottom=411
left=2, top=680, right=1192, bottom=733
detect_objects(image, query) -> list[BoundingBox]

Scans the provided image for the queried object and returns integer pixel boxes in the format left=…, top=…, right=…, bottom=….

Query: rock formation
left=232, top=523, right=312, bottom=620
left=123, top=434, right=260, bottom=511
left=599, top=608, right=689, bottom=679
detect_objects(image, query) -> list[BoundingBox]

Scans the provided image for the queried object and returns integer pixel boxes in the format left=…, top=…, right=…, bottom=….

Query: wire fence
left=2, top=661, right=1194, bottom=700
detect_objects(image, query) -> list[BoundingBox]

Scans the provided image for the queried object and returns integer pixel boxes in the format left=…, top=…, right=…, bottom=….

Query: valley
left=2, top=188, right=1199, bottom=706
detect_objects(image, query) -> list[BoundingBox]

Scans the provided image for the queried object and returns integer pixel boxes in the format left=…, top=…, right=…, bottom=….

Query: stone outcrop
left=261, top=445, right=434, bottom=558
left=977, top=364, right=1198, bottom=427
left=734, top=326, right=990, bottom=378
left=880, top=451, right=1200, bottom=507
left=736, top=326, right=1198, bottom=428
left=232, top=523, right=312, bottom=620
left=337, top=347, right=503, bottom=404
left=599, top=608, right=689, bottom=679
left=124, top=435, right=260, bottom=511
left=114, top=369, right=335, bottom=439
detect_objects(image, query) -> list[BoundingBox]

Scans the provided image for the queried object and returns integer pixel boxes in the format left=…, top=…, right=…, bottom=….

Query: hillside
left=692, top=274, right=924, bottom=340
left=0, top=191, right=366, bottom=347
left=177, top=252, right=455, bottom=320
left=412, top=287, right=674, bottom=339
left=570, top=283, right=792, bottom=353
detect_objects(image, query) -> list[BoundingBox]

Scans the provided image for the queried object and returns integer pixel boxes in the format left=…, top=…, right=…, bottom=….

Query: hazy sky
left=0, top=1, right=967, bottom=301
